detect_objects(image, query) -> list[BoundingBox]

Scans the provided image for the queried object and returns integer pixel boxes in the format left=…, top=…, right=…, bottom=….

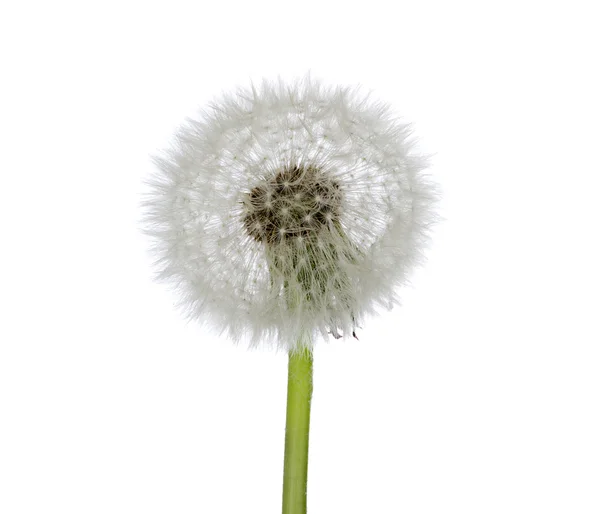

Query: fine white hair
left=141, top=75, right=439, bottom=352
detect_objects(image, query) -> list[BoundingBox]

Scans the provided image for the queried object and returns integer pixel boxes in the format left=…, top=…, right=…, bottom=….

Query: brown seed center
left=243, top=164, right=342, bottom=244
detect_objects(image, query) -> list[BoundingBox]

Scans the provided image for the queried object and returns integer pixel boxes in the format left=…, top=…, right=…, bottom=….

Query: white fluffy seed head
left=141, top=75, right=439, bottom=352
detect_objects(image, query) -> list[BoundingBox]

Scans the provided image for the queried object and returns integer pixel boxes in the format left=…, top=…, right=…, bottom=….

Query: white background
left=1, top=1, right=599, bottom=513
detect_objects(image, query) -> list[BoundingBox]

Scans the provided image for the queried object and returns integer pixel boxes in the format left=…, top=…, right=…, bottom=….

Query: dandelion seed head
left=141, top=75, right=439, bottom=351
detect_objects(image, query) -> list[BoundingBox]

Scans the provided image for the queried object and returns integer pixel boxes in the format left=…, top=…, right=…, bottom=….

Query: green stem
left=282, top=343, right=313, bottom=514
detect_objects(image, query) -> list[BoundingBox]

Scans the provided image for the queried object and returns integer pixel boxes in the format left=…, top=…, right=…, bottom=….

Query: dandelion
left=141, top=75, right=438, bottom=514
